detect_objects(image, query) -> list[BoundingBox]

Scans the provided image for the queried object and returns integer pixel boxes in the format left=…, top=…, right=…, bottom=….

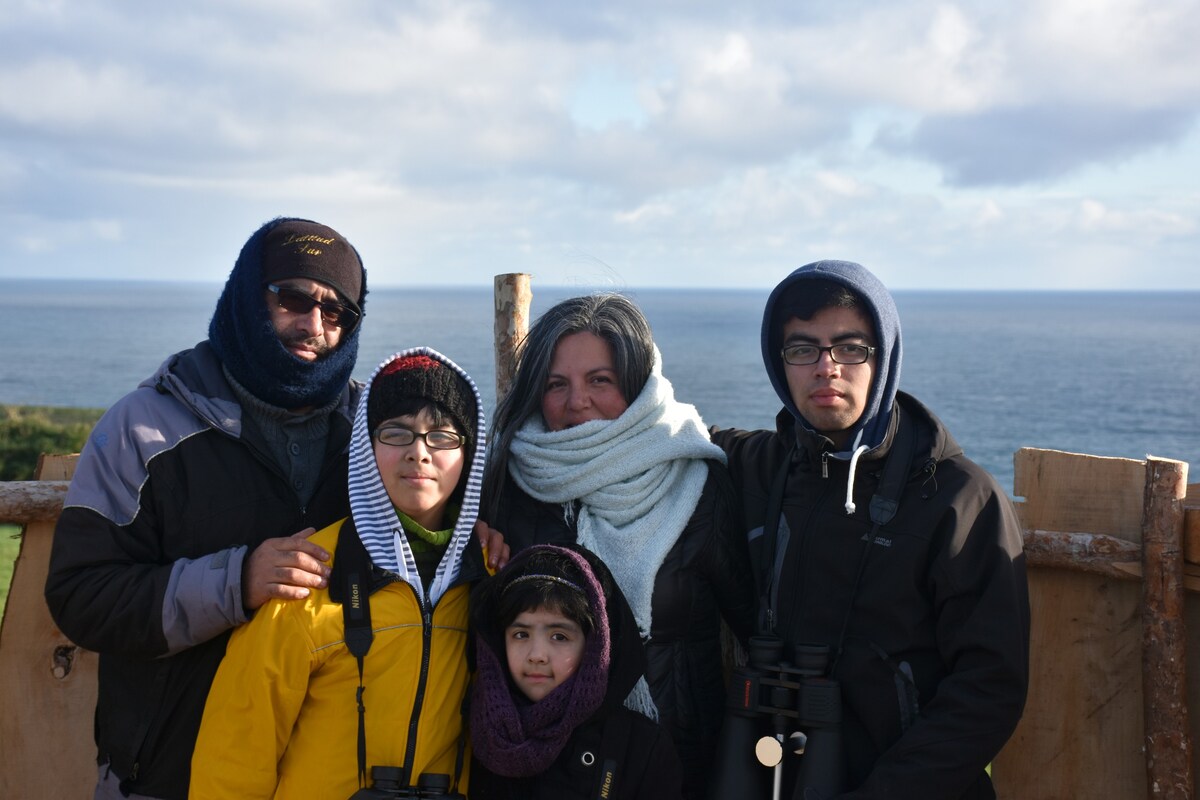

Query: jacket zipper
left=785, top=464, right=834, bottom=642
left=401, top=589, right=434, bottom=782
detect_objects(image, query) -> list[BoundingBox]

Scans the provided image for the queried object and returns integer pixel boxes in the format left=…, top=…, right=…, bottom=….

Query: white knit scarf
left=507, top=347, right=725, bottom=642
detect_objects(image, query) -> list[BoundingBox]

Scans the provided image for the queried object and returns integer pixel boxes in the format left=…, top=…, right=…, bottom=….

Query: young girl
left=469, top=544, right=682, bottom=800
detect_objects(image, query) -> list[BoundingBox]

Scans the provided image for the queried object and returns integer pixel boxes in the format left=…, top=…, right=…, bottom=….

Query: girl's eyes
left=506, top=629, right=573, bottom=643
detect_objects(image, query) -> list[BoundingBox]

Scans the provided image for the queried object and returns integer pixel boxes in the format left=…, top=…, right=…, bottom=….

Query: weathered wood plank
left=1141, top=458, right=1192, bottom=798
left=0, top=455, right=95, bottom=800
left=995, top=448, right=1148, bottom=799
left=1014, top=448, right=1147, bottom=540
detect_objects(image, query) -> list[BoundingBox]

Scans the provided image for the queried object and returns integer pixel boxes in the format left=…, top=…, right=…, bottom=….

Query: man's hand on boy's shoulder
left=241, top=527, right=333, bottom=611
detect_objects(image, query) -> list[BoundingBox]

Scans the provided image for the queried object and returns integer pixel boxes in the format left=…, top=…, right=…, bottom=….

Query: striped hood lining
left=347, top=347, right=486, bottom=605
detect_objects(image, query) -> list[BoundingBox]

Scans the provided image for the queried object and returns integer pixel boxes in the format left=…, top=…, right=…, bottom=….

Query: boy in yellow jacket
left=191, top=348, right=487, bottom=799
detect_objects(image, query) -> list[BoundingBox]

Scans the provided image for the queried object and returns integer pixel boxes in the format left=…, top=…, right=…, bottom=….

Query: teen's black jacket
left=712, top=393, right=1029, bottom=800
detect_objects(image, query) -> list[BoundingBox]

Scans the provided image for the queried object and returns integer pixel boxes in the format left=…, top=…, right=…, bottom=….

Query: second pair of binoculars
left=709, top=635, right=846, bottom=800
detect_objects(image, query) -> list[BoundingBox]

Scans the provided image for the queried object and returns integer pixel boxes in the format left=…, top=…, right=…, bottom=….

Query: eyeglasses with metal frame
left=373, top=424, right=466, bottom=450
left=266, top=283, right=360, bottom=330
left=781, top=343, right=876, bottom=366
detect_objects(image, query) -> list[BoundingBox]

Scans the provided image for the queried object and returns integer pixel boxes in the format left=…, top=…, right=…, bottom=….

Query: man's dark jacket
left=44, top=343, right=359, bottom=799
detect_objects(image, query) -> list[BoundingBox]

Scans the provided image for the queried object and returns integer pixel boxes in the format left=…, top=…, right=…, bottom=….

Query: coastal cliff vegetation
left=0, top=405, right=103, bottom=614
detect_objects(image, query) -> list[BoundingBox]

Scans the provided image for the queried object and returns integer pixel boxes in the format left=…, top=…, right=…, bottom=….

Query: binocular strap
left=332, top=519, right=468, bottom=794
left=759, top=407, right=918, bottom=673
left=590, top=710, right=638, bottom=800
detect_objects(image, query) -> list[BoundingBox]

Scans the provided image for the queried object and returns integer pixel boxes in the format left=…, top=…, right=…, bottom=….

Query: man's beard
left=282, top=333, right=333, bottom=360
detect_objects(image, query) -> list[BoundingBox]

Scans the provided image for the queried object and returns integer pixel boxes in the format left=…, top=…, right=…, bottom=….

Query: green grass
left=0, top=405, right=102, bottom=426
left=0, top=404, right=104, bottom=618
left=1, top=524, right=21, bottom=619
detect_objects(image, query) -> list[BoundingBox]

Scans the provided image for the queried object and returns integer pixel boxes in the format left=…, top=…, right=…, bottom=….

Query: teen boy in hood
left=712, top=260, right=1030, bottom=799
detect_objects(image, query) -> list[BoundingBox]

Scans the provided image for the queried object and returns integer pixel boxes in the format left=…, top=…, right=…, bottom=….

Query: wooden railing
left=993, top=449, right=1198, bottom=800
left=4, top=451, right=1198, bottom=799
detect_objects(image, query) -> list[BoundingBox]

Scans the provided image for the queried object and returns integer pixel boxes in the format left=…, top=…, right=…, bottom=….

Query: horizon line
left=2, top=276, right=1199, bottom=293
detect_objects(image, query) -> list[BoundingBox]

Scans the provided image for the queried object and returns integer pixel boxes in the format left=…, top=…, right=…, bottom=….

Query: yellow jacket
left=190, top=520, right=471, bottom=799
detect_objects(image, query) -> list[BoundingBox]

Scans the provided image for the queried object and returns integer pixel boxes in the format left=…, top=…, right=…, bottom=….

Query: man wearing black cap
left=45, top=218, right=370, bottom=800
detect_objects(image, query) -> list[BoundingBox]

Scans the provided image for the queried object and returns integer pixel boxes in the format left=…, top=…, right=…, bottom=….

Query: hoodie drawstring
left=844, top=444, right=869, bottom=515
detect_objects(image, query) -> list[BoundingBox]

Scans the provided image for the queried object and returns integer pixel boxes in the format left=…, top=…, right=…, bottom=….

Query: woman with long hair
left=482, top=293, right=754, bottom=800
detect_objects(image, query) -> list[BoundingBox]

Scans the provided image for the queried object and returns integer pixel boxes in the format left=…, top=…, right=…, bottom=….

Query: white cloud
left=973, top=199, right=1004, bottom=227
left=1020, top=0, right=1200, bottom=104
left=16, top=235, right=53, bottom=254
left=816, top=171, right=870, bottom=198
left=1, top=0, right=1199, bottom=289
left=0, top=58, right=168, bottom=133
left=89, top=219, right=123, bottom=242
left=614, top=202, right=675, bottom=226
left=1075, top=197, right=1195, bottom=237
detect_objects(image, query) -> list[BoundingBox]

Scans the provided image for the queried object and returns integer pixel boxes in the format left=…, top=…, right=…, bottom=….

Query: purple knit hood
left=469, top=543, right=647, bottom=777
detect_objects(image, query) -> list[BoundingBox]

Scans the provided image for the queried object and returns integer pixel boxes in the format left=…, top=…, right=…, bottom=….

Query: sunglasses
left=266, top=284, right=360, bottom=330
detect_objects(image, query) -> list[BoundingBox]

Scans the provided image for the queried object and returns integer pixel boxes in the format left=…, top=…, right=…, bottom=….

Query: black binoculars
left=348, top=767, right=465, bottom=800
left=709, top=636, right=846, bottom=800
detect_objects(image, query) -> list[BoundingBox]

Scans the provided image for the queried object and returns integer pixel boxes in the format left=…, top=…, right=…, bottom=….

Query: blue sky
left=3, top=0, right=1199, bottom=289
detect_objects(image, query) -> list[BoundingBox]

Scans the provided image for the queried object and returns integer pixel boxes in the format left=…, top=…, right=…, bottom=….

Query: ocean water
left=4, top=279, right=1199, bottom=495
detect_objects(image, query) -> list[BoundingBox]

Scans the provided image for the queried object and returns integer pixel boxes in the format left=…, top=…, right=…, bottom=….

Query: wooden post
left=1141, top=457, right=1192, bottom=799
left=493, top=273, right=531, bottom=403
left=0, top=454, right=96, bottom=799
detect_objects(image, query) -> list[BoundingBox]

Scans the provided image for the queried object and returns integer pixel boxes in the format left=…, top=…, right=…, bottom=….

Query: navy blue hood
left=207, top=216, right=366, bottom=410
left=761, top=259, right=902, bottom=455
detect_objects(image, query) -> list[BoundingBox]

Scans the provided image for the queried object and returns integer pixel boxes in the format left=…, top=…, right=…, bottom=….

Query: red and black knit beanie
left=367, top=355, right=475, bottom=438
left=260, top=219, right=364, bottom=311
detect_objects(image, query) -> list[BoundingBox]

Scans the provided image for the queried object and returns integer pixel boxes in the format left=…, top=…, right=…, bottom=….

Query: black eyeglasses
left=373, top=424, right=466, bottom=450
left=266, top=284, right=360, bottom=330
left=781, top=343, right=876, bottom=366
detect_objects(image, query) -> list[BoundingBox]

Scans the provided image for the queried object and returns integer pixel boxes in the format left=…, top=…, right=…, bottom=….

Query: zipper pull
left=822, top=451, right=829, bottom=479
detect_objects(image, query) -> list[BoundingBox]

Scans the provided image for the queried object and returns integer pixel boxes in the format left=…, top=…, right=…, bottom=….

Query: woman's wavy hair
left=481, top=293, right=655, bottom=521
